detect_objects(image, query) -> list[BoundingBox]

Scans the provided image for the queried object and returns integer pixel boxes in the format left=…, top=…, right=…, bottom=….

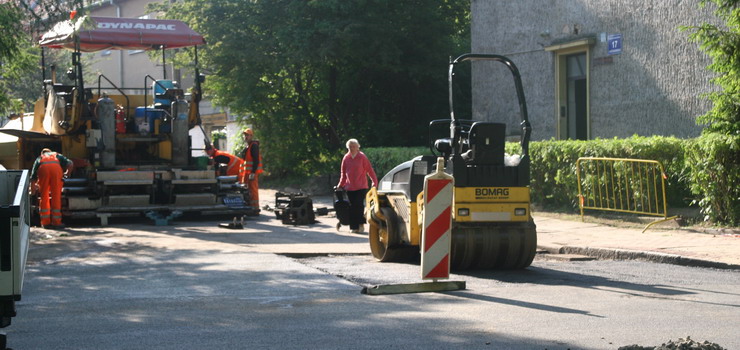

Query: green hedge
left=518, top=136, right=693, bottom=211
left=365, top=136, right=692, bottom=207
left=685, top=133, right=740, bottom=226
left=363, top=146, right=428, bottom=179
left=355, top=135, right=736, bottom=226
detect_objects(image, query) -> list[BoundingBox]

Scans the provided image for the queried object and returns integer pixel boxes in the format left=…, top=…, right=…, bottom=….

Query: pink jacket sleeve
left=365, top=155, right=378, bottom=188
left=338, top=155, right=348, bottom=188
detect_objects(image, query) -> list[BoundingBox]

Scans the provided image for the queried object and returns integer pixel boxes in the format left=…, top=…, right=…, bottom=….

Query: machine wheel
left=368, top=207, right=408, bottom=262
left=450, top=221, right=537, bottom=270
left=514, top=220, right=538, bottom=268
left=449, top=228, right=480, bottom=270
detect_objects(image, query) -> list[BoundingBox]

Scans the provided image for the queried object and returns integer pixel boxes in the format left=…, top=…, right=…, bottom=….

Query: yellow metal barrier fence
left=576, top=157, right=677, bottom=232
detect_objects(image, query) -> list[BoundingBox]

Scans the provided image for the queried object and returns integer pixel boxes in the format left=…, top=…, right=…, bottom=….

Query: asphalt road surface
left=11, top=210, right=740, bottom=350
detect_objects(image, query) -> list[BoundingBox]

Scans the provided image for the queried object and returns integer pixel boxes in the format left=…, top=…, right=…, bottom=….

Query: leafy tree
left=152, top=0, right=470, bottom=177
left=14, top=0, right=86, bottom=31
left=685, top=0, right=740, bottom=135
left=683, top=0, right=740, bottom=225
left=0, top=2, right=27, bottom=113
left=1, top=1, right=87, bottom=115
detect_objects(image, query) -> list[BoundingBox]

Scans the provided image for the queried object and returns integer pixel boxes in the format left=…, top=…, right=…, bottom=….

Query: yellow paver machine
left=1, top=16, right=256, bottom=224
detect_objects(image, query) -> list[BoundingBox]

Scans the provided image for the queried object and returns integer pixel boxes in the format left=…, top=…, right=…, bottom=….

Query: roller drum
left=450, top=221, right=536, bottom=270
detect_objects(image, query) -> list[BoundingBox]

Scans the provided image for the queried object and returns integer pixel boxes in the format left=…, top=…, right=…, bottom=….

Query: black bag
left=334, top=189, right=351, bottom=228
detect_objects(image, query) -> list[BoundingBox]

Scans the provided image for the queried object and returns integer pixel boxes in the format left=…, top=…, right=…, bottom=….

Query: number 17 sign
left=608, top=34, right=622, bottom=55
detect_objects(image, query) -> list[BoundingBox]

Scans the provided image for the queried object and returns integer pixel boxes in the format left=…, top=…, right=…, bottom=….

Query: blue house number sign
left=608, top=34, right=622, bottom=55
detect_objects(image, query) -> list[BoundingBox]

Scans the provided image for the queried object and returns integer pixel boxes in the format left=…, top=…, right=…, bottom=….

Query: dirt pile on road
left=619, top=336, right=725, bottom=350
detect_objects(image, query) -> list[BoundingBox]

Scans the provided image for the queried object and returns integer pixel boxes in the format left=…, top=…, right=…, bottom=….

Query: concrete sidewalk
left=533, top=213, right=740, bottom=269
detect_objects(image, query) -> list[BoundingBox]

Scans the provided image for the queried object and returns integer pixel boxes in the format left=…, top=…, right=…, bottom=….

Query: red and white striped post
left=421, top=157, right=454, bottom=280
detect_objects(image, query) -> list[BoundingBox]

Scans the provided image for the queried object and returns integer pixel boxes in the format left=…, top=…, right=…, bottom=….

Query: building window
left=101, top=50, right=111, bottom=57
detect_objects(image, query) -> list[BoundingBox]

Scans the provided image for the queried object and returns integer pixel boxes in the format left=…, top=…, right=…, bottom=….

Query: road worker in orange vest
left=205, top=143, right=244, bottom=177
left=239, top=128, right=263, bottom=214
left=30, top=148, right=73, bottom=229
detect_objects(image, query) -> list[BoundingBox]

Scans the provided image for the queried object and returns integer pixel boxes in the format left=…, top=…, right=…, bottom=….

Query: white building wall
left=471, top=0, right=718, bottom=140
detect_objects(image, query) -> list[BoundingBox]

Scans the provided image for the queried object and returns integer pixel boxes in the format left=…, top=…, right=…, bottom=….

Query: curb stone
left=538, top=244, right=740, bottom=270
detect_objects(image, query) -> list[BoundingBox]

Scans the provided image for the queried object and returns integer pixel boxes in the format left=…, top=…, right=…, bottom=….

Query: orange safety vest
left=212, top=149, right=244, bottom=177
left=40, top=152, right=60, bottom=166
left=242, top=141, right=263, bottom=175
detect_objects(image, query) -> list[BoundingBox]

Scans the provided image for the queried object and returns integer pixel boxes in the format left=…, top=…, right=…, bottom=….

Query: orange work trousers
left=247, top=175, right=259, bottom=209
left=38, top=163, right=64, bottom=226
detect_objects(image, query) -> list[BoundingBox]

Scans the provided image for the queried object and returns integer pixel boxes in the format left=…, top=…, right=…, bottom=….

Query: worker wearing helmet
left=30, top=148, right=73, bottom=229
left=239, top=128, right=263, bottom=214
left=205, top=144, right=244, bottom=177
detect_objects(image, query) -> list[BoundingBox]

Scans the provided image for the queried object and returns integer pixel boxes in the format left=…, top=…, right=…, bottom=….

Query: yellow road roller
left=365, top=53, right=536, bottom=270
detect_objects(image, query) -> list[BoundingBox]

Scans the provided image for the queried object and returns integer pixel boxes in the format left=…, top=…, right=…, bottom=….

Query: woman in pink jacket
left=337, top=139, right=378, bottom=233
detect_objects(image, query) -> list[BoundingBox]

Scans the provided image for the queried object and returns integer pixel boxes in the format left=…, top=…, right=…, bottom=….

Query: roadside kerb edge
left=537, top=244, right=740, bottom=270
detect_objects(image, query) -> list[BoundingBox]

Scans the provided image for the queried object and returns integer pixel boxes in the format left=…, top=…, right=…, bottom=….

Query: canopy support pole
left=162, top=46, right=167, bottom=79
left=41, top=47, right=47, bottom=104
